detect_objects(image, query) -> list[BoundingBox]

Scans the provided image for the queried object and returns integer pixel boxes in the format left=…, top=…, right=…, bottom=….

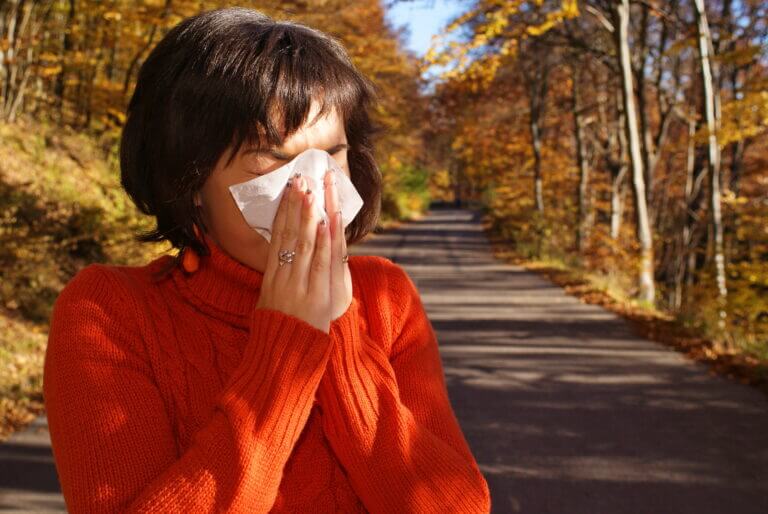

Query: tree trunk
left=613, top=0, right=655, bottom=305
left=610, top=165, right=627, bottom=240
left=693, top=0, right=727, bottom=329
left=611, top=90, right=628, bottom=240
left=674, top=115, right=697, bottom=310
left=635, top=3, right=654, bottom=210
left=572, top=67, right=591, bottom=252
left=531, top=115, right=544, bottom=214
left=528, top=79, right=546, bottom=214
left=55, top=0, right=76, bottom=123
left=122, top=0, right=174, bottom=100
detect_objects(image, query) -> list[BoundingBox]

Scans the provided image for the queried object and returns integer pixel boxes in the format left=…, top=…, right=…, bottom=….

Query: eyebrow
left=245, top=143, right=349, bottom=160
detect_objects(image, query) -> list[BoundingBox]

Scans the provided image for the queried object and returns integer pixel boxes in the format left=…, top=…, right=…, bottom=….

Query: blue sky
left=384, top=0, right=467, bottom=57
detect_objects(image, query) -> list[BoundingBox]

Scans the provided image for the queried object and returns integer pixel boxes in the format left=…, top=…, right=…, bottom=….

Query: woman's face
left=195, top=99, right=350, bottom=273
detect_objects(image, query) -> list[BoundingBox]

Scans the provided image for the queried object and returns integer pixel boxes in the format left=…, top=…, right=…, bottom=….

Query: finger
left=264, top=174, right=296, bottom=283
left=273, top=173, right=304, bottom=285
left=288, top=178, right=320, bottom=291
left=323, top=169, right=339, bottom=218
left=332, top=210, right=347, bottom=273
left=308, top=207, right=331, bottom=299
left=339, top=210, right=349, bottom=267
left=325, top=169, right=345, bottom=267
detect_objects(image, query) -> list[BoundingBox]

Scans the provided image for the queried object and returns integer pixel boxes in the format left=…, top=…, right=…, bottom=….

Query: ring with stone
left=278, top=249, right=296, bottom=267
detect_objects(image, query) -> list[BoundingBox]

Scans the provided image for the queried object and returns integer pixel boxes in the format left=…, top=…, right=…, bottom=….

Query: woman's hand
left=323, top=169, right=353, bottom=321
left=254, top=173, right=332, bottom=333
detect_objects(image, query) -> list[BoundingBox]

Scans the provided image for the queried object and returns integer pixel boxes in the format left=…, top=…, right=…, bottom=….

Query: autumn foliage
left=423, top=0, right=768, bottom=357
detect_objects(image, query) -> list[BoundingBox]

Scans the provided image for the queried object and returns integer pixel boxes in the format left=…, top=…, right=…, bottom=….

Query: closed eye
left=245, top=145, right=347, bottom=176
left=269, top=144, right=348, bottom=161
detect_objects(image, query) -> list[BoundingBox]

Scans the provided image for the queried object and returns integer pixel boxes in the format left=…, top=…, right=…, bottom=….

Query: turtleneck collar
left=170, top=233, right=265, bottom=326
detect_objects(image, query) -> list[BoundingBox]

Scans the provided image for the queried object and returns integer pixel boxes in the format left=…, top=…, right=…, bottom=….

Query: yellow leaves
left=718, top=90, right=768, bottom=146
left=721, top=189, right=749, bottom=210
left=562, top=0, right=579, bottom=18
left=688, top=88, right=768, bottom=147
left=38, top=65, right=62, bottom=77
left=665, top=35, right=697, bottom=57
left=500, top=39, right=516, bottom=56
left=431, top=167, right=453, bottom=190
left=446, top=6, right=483, bottom=33
left=103, top=11, right=122, bottom=22
left=38, top=49, right=63, bottom=78
left=424, top=0, right=579, bottom=87
left=422, top=37, right=441, bottom=65
left=526, top=0, right=580, bottom=37
left=715, top=44, right=761, bottom=67
left=38, top=52, right=60, bottom=62
left=526, top=22, right=553, bottom=37
left=423, top=1, right=523, bottom=81
left=105, top=108, right=126, bottom=125
left=70, top=50, right=88, bottom=65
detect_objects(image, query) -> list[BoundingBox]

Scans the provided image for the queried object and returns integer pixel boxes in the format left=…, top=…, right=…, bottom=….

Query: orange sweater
left=42, top=234, right=491, bottom=513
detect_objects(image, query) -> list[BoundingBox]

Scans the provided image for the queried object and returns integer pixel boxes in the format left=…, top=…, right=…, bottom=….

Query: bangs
left=219, top=22, right=373, bottom=167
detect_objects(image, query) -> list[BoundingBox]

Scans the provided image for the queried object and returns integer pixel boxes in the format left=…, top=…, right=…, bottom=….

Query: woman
left=43, top=7, right=491, bottom=513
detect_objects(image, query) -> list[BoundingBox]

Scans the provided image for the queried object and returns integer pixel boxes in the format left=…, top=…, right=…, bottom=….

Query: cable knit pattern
left=42, top=234, right=491, bottom=513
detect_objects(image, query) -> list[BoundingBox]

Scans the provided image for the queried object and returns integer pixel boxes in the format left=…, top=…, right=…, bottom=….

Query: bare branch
left=585, top=5, right=614, bottom=33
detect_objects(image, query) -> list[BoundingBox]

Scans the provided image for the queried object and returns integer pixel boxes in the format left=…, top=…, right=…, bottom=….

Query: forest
left=423, top=0, right=767, bottom=363
left=0, top=0, right=766, bottom=436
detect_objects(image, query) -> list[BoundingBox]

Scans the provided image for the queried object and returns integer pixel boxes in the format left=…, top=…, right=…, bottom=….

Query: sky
left=384, top=0, right=468, bottom=87
left=384, top=0, right=466, bottom=56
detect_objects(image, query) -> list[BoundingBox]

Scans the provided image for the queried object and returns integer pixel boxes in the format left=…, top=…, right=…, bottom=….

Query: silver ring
left=278, top=249, right=295, bottom=267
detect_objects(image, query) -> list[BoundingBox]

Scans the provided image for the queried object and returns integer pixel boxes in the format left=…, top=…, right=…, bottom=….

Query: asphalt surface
left=1, top=205, right=767, bottom=513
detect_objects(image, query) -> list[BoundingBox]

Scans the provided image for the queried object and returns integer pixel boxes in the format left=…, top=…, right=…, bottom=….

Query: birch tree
left=693, top=0, right=727, bottom=328
left=611, top=0, right=655, bottom=304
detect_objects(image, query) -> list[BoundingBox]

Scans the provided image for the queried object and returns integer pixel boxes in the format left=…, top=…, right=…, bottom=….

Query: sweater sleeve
left=315, top=262, right=491, bottom=514
left=43, top=265, right=332, bottom=513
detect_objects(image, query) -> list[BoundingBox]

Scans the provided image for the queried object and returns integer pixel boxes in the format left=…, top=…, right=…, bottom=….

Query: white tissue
left=228, top=148, right=364, bottom=243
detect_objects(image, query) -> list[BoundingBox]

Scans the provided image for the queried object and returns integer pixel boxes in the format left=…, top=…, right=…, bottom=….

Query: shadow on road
left=354, top=206, right=768, bottom=514
left=0, top=416, right=64, bottom=512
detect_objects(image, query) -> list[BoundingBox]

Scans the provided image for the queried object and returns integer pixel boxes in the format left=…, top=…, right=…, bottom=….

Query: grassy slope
left=0, top=116, right=170, bottom=441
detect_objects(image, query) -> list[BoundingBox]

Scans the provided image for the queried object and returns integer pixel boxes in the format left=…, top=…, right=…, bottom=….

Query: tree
left=693, top=0, right=727, bottom=328
left=611, top=0, right=655, bottom=304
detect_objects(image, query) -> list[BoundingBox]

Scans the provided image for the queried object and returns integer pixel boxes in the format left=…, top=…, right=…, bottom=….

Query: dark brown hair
left=120, top=6, right=383, bottom=267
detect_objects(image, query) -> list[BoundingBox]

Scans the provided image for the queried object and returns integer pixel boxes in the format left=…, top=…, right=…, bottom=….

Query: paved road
left=1, top=206, right=767, bottom=513
left=361, top=207, right=768, bottom=514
